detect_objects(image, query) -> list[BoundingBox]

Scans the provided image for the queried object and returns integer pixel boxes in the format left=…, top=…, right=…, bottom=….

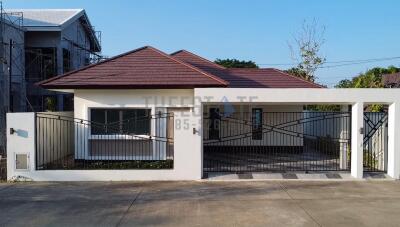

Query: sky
left=3, top=0, right=400, bottom=87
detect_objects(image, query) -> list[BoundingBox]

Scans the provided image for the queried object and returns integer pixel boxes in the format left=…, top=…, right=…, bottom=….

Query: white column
left=351, top=102, right=364, bottom=179
left=387, top=103, right=400, bottom=179
left=173, top=107, right=202, bottom=180
left=7, top=113, right=36, bottom=180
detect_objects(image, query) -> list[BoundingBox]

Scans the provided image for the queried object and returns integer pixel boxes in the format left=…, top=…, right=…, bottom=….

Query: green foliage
left=335, top=79, right=353, bottom=88
left=335, top=66, right=400, bottom=89
left=44, top=97, right=57, bottom=112
left=335, top=66, right=400, bottom=112
left=285, top=67, right=314, bottom=82
left=214, top=58, right=258, bottom=68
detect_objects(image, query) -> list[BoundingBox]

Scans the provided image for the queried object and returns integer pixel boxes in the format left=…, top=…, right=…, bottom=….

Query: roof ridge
left=270, top=68, right=324, bottom=88
left=149, top=47, right=229, bottom=86
left=171, top=49, right=227, bottom=70
left=59, top=9, right=84, bottom=25
left=38, top=46, right=229, bottom=87
left=36, top=46, right=151, bottom=86
left=6, top=9, right=83, bottom=11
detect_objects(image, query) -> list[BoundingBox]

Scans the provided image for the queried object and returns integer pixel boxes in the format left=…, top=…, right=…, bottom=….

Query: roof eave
left=24, top=26, right=61, bottom=32
left=40, top=84, right=227, bottom=90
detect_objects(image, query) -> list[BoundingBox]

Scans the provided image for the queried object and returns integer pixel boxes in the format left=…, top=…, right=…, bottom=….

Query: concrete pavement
left=0, top=180, right=399, bottom=226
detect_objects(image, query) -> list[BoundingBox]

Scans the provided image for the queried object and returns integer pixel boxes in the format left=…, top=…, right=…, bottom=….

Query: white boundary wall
left=6, top=88, right=400, bottom=181
left=7, top=89, right=202, bottom=181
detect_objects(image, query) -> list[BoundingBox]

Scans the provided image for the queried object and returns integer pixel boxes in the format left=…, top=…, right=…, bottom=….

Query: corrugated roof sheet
left=6, top=9, right=83, bottom=27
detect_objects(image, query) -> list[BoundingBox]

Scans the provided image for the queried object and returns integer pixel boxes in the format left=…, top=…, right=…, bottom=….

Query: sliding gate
left=203, top=111, right=351, bottom=173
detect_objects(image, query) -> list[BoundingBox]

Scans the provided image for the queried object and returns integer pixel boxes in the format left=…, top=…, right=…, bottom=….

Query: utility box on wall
left=15, top=153, right=29, bottom=170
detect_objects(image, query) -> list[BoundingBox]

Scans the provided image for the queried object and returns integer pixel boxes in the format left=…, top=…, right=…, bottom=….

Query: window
left=90, top=109, right=151, bottom=135
left=252, top=108, right=263, bottom=140
left=63, top=48, right=71, bottom=73
left=63, top=95, right=74, bottom=111
left=209, top=108, right=220, bottom=140
left=25, top=47, right=57, bottom=81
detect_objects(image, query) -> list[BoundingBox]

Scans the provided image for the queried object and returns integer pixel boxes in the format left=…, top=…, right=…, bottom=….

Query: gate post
left=387, top=103, right=400, bottom=179
left=6, top=113, right=36, bottom=180
left=351, top=102, right=364, bottom=179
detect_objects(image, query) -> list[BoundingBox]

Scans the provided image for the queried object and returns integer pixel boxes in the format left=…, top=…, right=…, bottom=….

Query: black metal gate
left=203, top=111, right=351, bottom=173
left=363, top=112, right=388, bottom=172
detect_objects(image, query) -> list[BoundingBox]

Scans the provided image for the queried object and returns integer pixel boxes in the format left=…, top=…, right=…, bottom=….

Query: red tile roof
left=38, top=46, right=322, bottom=89
left=38, top=46, right=228, bottom=89
left=171, top=50, right=322, bottom=88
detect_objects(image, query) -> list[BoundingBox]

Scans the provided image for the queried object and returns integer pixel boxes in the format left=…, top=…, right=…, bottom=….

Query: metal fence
left=203, top=111, right=351, bottom=172
left=0, top=109, right=6, bottom=157
left=363, top=112, right=388, bottom=172
left=35, top=112, right=174, bottom=170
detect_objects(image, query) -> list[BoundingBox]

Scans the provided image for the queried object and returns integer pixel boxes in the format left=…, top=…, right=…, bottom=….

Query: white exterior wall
left=6, top=88, right=400, bottom=181
left=203, top=104, right=303, bottom=146
left=73, top=89, right=194, bottom=161
left=7, top=89, right=202, bottom=181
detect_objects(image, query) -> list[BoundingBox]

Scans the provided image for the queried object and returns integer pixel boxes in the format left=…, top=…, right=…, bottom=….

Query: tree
left=287, top=19, right=326, bottom=82
left=335, top=66, right=400, bottom=112
left=336, top=66, right=400, bottom=89
left=334, top=79, right=353, bottom=88
left=214, top=58, right=258, bottom=68
left=284, top=67, right=310, bottom=81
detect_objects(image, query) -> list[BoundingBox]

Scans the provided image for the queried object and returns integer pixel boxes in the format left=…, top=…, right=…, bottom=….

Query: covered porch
left=195, top=88, right=400, bottom=179
left=202, top=104, right=352, bottom=173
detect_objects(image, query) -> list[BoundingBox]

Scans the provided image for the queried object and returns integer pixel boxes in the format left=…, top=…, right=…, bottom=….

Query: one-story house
left=6, top=46, right=400, bottom=181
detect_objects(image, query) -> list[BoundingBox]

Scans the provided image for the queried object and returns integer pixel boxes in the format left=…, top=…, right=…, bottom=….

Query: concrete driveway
left=0, top=180, right=400, bottom=227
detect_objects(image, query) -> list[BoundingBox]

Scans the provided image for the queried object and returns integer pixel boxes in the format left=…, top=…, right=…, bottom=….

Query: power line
left=258, top=56, right=400, bottom=68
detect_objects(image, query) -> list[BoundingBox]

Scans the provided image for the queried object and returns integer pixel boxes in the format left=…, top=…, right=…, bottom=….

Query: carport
left=195, top=88, right=400, bottom=179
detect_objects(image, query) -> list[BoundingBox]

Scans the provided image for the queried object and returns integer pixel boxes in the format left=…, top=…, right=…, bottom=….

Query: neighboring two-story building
left=0, top=7, right=101, bottom=155
left=16, top=9, right=102, bottom=112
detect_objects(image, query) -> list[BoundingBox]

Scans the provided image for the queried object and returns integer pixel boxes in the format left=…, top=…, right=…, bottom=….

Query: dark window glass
left=122, top=109, right=150, bottom=135
left=106, top=109, right=120, bottom=133
left=252, top=108, right=263, bottom=140
left=63, top=48, right=71, bottom=73
left=63, top=95, right=74, bottom=111
left=90, top=109, right=151, bottom=135
left=209, top=108, right=220, bottom=140
left=25, top=47, right=57, bottom=81
left=91, top=109, right=106, bottom=134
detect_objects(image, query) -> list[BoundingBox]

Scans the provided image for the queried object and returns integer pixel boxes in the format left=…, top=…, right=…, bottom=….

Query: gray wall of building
left=0, top=21, right=25, bottom=154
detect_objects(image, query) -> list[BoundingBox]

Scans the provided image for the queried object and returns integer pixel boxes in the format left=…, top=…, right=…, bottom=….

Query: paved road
left=0, top=180, right=400, bottom=226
